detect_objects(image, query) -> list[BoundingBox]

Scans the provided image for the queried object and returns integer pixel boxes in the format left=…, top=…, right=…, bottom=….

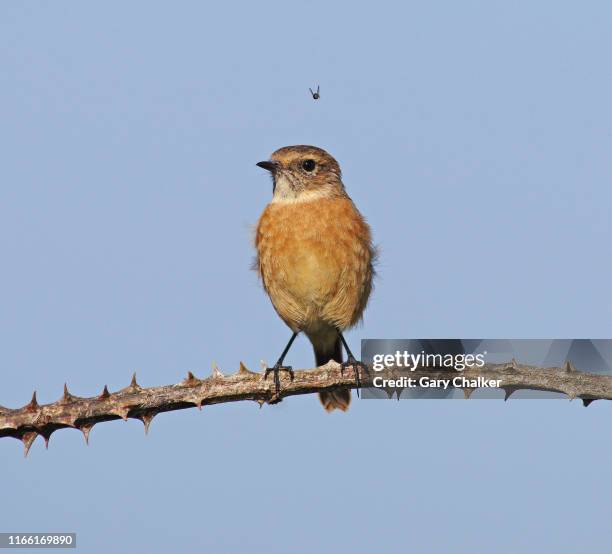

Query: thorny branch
left=1, top=360, right=610, bottom=456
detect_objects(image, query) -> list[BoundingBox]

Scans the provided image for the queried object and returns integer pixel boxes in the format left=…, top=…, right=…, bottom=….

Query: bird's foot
left=341, top=357, right=369, bottom=397
left=264, top=363, right=294, bottom=397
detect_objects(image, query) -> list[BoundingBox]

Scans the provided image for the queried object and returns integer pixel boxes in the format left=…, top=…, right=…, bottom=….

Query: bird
left=254, top=145, right=375, bottom=411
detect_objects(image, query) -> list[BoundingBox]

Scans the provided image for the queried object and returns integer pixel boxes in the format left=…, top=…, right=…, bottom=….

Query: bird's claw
left=264, top=364, right=294, bottom=396
left=341, top=357, right=369, bottom=398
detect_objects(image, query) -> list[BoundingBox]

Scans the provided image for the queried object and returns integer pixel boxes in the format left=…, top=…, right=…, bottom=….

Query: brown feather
left=255, top=146, right=375, bottom=412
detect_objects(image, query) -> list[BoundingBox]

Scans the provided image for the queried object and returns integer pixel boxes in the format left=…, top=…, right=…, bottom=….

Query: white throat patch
left=270, top=173, right=340, bottom=204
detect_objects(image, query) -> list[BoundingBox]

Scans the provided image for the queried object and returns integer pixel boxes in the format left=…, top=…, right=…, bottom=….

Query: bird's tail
left=315, top=336, right=351, bottom=412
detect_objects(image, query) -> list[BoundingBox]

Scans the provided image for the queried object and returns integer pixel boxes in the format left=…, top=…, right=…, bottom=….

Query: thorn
left=114, top=406, right=130, bottom=421
left=582, top=398, right=595, bottom=407
left=182, top=371, right=199, bottom=386
left=41, top=430, right=52, bottom=450
left=79, top=422, right=94, bottom=445
left=60, top=382, right=74, bottom=404
left=25, top=391, right=39, bottom=411
left=98, top=385, right=111, bottom=400
left=140, top=412, right=156, bottom=434
left=129, top=371, right=141, bottom=391
left=211, top=361, right=224, bottom=379
left=565, top=360, right=576, bottom=372
left=59, top=384, right=80, bottom=404
left=255, top=399, right=265, bottom=408
left=22, top=431, right=38, bottom=457
left=463, top=387, right=476, bottom=399
left=187, top=393, right=204, bottom=410
left=503, top=387, right=519, bottom=401
left=238, top=361, right=256, bottom=376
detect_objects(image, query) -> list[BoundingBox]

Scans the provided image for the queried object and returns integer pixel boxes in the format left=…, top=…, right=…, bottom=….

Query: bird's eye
left=302, top=159, right=316, bottom=172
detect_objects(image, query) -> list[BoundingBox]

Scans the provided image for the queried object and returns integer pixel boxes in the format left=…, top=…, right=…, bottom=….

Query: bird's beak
left=256, top=160, right=279, bottom=173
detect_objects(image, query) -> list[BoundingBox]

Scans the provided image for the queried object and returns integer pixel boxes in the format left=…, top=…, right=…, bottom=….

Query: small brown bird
left=254, top=145, right=375, bottom=411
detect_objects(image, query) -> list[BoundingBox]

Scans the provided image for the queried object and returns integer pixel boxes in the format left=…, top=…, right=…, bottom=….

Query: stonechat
left=254, top=145, right=375, bottom=411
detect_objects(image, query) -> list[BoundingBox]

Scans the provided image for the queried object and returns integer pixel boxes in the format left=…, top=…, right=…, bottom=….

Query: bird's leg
left=265, top=332, right=298, bottom=396
left=338, top=331, right=369, bottom=397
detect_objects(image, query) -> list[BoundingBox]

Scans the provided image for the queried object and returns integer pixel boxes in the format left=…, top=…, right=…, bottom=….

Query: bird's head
left=257, top=145, right=346, bottom=203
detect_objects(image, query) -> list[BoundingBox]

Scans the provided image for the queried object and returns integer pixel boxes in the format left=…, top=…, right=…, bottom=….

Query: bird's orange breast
left=255, top=197, right=373, bottom=332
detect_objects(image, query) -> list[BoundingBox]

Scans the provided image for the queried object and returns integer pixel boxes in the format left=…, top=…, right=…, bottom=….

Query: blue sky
left=1, top=2, right=611, bottom=553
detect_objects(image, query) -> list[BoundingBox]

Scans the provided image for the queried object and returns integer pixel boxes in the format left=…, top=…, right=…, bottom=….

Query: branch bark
left=1, top=360, right=610, bottom=456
